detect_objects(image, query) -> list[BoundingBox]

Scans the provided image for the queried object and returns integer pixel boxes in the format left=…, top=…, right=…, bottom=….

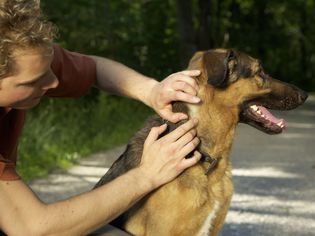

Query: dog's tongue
left=258, top=106, right=286, bottom=127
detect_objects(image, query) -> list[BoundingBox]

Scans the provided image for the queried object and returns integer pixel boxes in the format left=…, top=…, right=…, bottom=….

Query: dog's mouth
left=240, top=102, right=286, bottom=134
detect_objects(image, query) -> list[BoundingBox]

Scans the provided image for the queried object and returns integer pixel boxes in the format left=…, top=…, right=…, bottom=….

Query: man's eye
left=29, top=81, right=38, bottom=85
left=23, top=81, right=37, bottom=87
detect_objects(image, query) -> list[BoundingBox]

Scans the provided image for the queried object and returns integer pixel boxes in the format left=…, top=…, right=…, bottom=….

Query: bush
left=17, top=92, right=152, bottom=182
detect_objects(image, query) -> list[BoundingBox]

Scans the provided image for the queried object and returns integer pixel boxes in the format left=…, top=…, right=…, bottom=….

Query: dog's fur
left=94, top=49, right=308, bottom=236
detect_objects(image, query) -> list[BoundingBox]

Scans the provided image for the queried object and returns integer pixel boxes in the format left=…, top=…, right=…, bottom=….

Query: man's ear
left=203, top=49, right=236, bottom=87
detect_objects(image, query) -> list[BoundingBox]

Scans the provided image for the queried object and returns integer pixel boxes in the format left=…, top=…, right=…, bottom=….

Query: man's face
left=0, top=49, right=59, bottom=109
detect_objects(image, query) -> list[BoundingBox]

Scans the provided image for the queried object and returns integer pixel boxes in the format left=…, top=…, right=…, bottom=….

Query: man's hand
left=138, top=118, right=202, bottom=189
left=90, top=56, right=201, bottom=121
left=148, top=70, right=201, bottom=123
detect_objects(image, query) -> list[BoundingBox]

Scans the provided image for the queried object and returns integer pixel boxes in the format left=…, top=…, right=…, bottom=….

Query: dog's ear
left=203, top=49, right=236, bottom=87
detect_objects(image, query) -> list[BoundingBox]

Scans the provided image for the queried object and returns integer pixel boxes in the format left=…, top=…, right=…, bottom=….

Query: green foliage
left=41, top=0, right=182, bottom=79
left=18, top=94, right=152, bottom=182
left=17, top=0, right=315, bottom=181
left=40, top=0, right=314, bottom=89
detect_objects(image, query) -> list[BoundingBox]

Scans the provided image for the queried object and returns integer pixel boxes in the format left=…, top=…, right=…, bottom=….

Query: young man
left=0, top=1, right=202, bottom=235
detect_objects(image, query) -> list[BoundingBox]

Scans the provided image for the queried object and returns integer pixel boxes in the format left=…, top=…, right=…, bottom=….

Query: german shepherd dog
left=94, top=49, right=308, bottom=236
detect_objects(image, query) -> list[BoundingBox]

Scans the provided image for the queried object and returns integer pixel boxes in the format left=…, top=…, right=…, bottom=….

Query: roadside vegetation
left=17, top=0, right=315, bottom=181
left=18, top=93, right=152, bottom=182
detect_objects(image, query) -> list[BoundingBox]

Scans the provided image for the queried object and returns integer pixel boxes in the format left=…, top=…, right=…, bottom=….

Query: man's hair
left=0, top=0, right=57, bottom=78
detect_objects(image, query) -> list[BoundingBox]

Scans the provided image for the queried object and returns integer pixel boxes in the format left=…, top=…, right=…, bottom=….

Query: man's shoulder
left=47, top=44, right=97, bottom=98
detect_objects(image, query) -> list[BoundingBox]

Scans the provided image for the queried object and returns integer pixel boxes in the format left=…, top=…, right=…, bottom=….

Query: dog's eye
left=255, top=68, right=267, bottom=87
left=258, top=68, right=268, bottom=80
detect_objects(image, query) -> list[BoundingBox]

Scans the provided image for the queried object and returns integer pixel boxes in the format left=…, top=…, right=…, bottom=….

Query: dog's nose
left=298, top=90, right=308, bottom=103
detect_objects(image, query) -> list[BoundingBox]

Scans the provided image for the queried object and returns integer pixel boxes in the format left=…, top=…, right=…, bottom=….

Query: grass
left=17, top=90, right=315, bottom=182
left=17, top=91, right=152, bottom=182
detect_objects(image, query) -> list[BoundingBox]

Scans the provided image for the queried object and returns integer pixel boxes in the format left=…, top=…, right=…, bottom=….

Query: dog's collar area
left=200, top=151, right=222, bottom=175
left=161, top=118, right=221, bottom=175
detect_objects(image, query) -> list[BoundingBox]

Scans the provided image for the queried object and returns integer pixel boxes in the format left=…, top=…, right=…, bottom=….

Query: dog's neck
left=171, top=101, right=239, bottom=162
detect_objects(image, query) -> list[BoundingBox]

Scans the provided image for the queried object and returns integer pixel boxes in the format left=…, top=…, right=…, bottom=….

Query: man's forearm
left=0, top=168, right=154, bottom=236
left=89, top=55, right=157, bottom=107
left=46, top=167, right=154, bottom=235
left=89, top=55, right=202, bottom=123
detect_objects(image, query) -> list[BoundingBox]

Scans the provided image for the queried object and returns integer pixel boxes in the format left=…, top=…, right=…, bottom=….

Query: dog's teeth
left=257, top=110, right=262, bottom=114
left=277, top=121, right=285, bottom=128
left=250, top=105, right=258, bottom=111
left=261, top=114, right=266, bottom=118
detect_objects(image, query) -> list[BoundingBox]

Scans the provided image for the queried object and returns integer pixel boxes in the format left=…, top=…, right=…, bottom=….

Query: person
left=0, top=1, right=202, bottom=235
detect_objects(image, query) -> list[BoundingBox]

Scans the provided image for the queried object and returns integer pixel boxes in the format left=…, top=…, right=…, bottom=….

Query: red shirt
left=0, top=45, right=97, bottom=181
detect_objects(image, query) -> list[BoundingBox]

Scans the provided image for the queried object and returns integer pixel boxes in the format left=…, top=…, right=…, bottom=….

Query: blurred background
left=18, top=0, right=315, bottom=181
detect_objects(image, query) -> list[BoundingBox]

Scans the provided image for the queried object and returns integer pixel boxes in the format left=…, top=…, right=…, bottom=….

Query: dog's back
left=95, top=116, right=162, bottom=188
left=94, top=116, right=164, bottom=229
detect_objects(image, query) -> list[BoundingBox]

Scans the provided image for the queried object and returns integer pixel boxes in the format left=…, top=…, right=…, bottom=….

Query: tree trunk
left=257, top=1, right=267, bottom=59
left=175, top=0, right=197, bottom=68
left=197, top=0, right=212, bottom=50
left=227, top=0, right=240, bottom=47
left=299, top=4, right=309, bottom=88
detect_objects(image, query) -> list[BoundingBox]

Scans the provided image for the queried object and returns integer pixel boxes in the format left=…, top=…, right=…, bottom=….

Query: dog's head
left=187, top=49, right=308, bottom=134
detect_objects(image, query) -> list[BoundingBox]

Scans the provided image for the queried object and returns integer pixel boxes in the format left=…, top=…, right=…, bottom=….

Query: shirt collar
left=0, top=107, right=12, bottom=120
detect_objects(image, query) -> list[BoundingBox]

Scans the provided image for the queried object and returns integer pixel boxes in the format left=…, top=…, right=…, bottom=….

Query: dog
left=94, top=49, right=308, bottom=236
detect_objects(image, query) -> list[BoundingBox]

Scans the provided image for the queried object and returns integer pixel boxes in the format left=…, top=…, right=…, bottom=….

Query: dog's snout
left=298, top=90, right=308, bottom=103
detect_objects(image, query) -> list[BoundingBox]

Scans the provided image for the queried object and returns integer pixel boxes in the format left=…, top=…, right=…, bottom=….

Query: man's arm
left=0, top=119, right=201, bottom=236
left=89, top=55, right=201, bottom=123
left=0, top=168, right=152, bottom=236
left=90, top=55, right=156, bottom=106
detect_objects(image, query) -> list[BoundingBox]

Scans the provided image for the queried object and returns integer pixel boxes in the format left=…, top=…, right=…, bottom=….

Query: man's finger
left=180, top=151, right=202, bottom=170
left=160, top=110, right=187, bottom=123
left=171, top=91, right=201, bottom=104
left=178, top=70, right=201, bottom=77
left=177, top=136, right=200, bottom=157
left=172, top=81, right=197, bottom=96
left=145, top=124, right=167, bottom=146
left=171, top=74, right=199, bottom=91
left=163, top=118, right=198, bottom=142
left=174, top=128, right=197, bottom=148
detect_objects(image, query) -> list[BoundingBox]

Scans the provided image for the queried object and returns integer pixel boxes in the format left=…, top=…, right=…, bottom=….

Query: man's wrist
left=127, top=167, right=157, bottom=194
left=139, top=78, right=158, bottom=108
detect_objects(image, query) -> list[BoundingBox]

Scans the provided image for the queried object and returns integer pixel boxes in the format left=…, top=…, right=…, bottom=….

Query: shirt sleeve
left=0, top=154, right=20, bottom=181
left=45, top=44, right=97, bottom=98
left=0, top=109, right=25, bottom=181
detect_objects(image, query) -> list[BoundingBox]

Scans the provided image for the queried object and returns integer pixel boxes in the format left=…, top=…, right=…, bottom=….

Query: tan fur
left=95, top=49, right=307, bottom=236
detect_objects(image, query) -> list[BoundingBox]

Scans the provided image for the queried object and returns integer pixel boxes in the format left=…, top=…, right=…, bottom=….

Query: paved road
left=31, top=96, right=315, bottom=236
left=220, top=96, right=315, bottom=236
